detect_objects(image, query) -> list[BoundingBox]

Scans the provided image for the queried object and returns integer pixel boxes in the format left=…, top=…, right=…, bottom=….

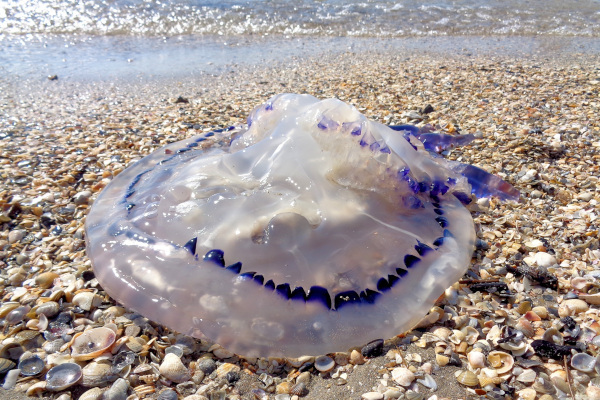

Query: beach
left=1, top=36, right=600, bottom=400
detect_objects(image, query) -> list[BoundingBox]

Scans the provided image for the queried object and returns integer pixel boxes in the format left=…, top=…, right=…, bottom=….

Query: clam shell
left=0, top=302, right=21, bottom=318
left=487, top=351, right=514, bottom=374
left=314, top=355, right=335, bottom=372
left=0, top=358, right=16, bottom=374
left=35, top=272, right=60, bottom=289
left=158, top=353, right=190, bottom=383
left=81, top=361, right=118, bottom=387
left=435, top=354, right=449, bottom=367
left=516, top=369, right=537, bottom=383
left=71, top=327, right=116, bottom=361
left=18, top=355, right=45, bottom=376
left=46, top=362, right=83, bottom=391
left=542, top=327, right=563, bottom=345
left=391, top=367, right=415, bottom=387
left=558, top=299, right=589, bottom=317
left=35, top=301, right=60, bottom=318
left=571, top=352, right=596, bottom=373
left=532, top=376, right=556, bottom=395
left=79, top=387, right=105, bottom=400
left=455, top=370, right=478, bottom=387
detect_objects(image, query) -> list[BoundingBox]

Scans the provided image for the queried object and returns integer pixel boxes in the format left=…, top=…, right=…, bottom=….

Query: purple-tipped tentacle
left=389, top=124, right=475, bottom=153
left=452, top=163, right=520, bottom=202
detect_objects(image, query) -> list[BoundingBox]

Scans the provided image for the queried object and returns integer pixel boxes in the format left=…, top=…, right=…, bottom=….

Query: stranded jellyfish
left=85, top=94, right=518, bottom=357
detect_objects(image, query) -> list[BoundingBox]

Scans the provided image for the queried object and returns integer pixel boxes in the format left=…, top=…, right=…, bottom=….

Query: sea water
left=1, top=0, right=599, bottom=80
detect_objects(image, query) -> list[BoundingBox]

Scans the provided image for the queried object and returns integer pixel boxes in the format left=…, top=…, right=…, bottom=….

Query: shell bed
left=85, top=94, right=519, bottom=358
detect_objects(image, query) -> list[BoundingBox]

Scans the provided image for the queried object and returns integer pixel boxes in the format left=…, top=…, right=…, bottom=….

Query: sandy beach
left=1, top=46, right=599, bottom=400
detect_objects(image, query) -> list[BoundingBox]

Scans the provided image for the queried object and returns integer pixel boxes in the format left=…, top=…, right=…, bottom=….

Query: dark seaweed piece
left=531, top=339, right=578, bottom=359
left=361, top=339, right=384, bottom=358
left=506, top=262, right=558, bottom=289
left=468, top=281, right=512, bottom=296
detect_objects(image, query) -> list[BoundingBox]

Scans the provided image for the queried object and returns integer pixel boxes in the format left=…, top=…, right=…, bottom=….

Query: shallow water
left=2, top=0, right=600, bottom=37
left=1, top=0, right=600, bottom=81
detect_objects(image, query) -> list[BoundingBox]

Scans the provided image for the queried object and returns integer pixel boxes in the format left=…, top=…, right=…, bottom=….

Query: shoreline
left=1, top=34, right=600, bottom=83
left=1, top=49, right=600, bottom=400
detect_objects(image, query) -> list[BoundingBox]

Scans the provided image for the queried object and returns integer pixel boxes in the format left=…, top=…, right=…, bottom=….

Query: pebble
left=73, top=190, right=93, bottom=205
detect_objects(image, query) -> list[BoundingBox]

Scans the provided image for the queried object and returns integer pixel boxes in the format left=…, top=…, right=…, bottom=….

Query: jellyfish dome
left=85, top=94, right=518, bottom=357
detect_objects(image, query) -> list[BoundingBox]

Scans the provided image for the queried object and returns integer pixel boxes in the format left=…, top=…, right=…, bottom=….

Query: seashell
left=2, top=369, right=20, bottom=390
left=516, top=369, right=537, bottom=383
left=165, top=345, right=184, bottom=358
left=542, top=327, right=564, bottom=345
left=515, top=300, right=532, bottom=314
left=111, top=351, right=135, bottom=373
left=314, top=355, right=335, bottom=372
left=473, top=339, right=491, bottom=352
left=0, top=358, right=16, bottom=375
left=157, top=388, right=179, bottom=400
left=6, top=305, right=31, bottom=325
left=35, top=301, right=60, bottom=318
left=455, top=370, right=478, bottom=387
left=349, top=349, right=365, bottom=365
left=159, top=353, right=190, bottom=383
left=391, top=367, right=415, bottom=387
left=558, top=299, right=589, bottom=317
left=43, top=338, right=65, bottom=354
left=209, top=344, right=234, bottom=359
left=216, top=362, right=240, bottom=379
left=46, top=362, right=83, bottom=391
left=81, top=361, right=117, bottom=387
left=550, top=370, right=570, bottom=393
left=404, top=390, right=424, bottom=400
left=517, top=388, right=537, bottom=400
left=48, top=290, right=66, bottom=303
left=571, top=276, right=595, bottom=291
left=71, top=327, right=116, bottom=361
left=72, top=291, right=102, bottom=311
left=515, top=317, right=535, bottom=337
left=579, top=293, right=600, bottom=305
left=79, top=387, right=105, bottom=400
left=35, top=272, right=60, bottom=289
left=531, top=306, right=548, bottom=319
left=103, top=378, right=129, bottom=400
left=430, top=327, right=452, bottom=341
left=416, top=374, right=437, bottom=390
left=462, top=326, right=480, bottom=345
left=467, top=350, right=486, bottom=369
left=14, top=329, right=41, bottom=344
left=18, top=355, right=45, bottom=376
left=133, top=384, right=155, bottom=397
left=532, top=376, right=556, bottom=395
left=26, top=381, right=47, bottom=396
left=449, top=329, right=466, bottom=344
left=290, top=382, right=308, bottom=396
left=587, top=383, right=600, bottom=400
left=487, top=351, right=514, bottom=374
left=477, top=368, right=504, bottom=387
left=571, top=352, right=596, bottom=373
left=436, top=354, right=449, bottom=366
left=27, top=313, right=49, bottom=331
left=0, top=302, right=21, bottom=318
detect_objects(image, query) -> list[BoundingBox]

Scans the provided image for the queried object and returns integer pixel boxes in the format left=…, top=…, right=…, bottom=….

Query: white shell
left=314, top=355, right=335, bottom=372
left=391, top=367, right=415, bottom=387
left=159, top=353, right=190, bottom=383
